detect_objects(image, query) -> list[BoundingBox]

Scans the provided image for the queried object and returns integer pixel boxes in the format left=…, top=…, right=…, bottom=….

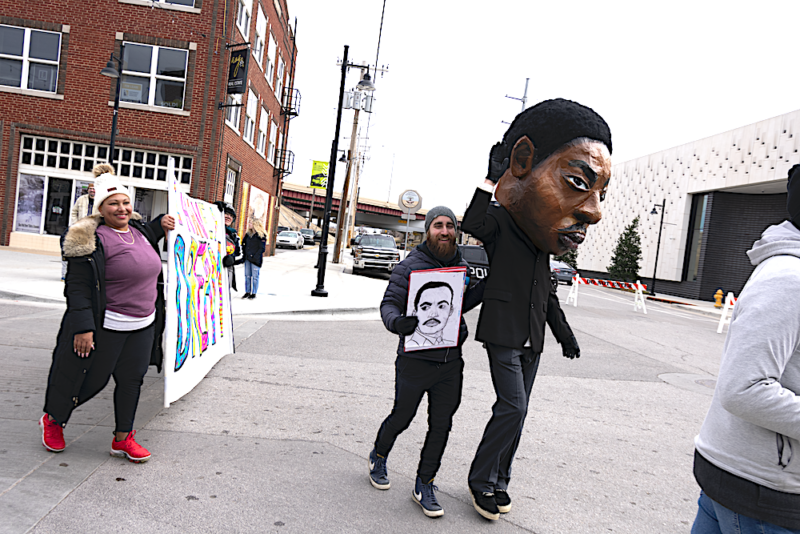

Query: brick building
left=0, top=0, right=298, bottom=255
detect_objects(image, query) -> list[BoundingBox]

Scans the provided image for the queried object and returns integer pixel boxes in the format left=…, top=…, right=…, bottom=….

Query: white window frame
left=265, top=33, right=276, bottom=87
left=243, top=90, right=257, bottom=147
left=120, top=42, right=188, bottom=110
left=257, top=108, right=268, bottom=157
left=0, top=25, right=61, bottom=94
left=225, top=94, right=242, bottom=133
left=274, top=55, right=285, bottom=101
left=253, top=6, right=267, bottom=70
left=118, top=0, right=200, bottom=12
left=236, top=0, right=252, bottom=39
left=276, top=130, right=283, bottom=167
left=267, top=122, right=277, bottom=165
left=224, top=168, right=237, bottom=204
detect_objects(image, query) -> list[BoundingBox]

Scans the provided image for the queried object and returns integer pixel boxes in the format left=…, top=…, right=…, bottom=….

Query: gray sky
left=285, top=0, right=800, bottom=215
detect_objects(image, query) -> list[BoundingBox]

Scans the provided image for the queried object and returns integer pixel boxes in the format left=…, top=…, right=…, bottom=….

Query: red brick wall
left=217, top=0, right=297, bottom=256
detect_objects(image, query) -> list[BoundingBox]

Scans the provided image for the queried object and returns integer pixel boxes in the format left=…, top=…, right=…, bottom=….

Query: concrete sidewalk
left=0, top=246, right=389, bottom=316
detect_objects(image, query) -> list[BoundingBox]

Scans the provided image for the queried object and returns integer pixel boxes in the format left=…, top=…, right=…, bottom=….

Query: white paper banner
left=163, top=158, right=234, bottom=407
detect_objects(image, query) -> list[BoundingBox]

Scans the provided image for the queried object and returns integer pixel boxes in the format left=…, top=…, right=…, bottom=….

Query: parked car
left=277, top=226, right=290, bottom=234
left=299, top=228, right=315, bottom=245
left=458, top=244, right=490, bottom=288
left=352, top=234, right=400, bottom=274
left=550, top=259, right=578, bottom=285
left=277, top=231, right=304, bottom=249
left=350, top=234, right=362, bottom=256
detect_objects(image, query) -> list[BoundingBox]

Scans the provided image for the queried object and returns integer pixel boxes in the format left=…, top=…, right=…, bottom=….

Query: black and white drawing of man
left=407, top=281, right=456, bottom=348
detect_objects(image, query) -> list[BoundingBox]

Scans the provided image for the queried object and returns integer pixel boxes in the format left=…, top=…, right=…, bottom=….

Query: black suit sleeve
left=546, top=290, right=574, bottom=344
left=463, top=277, right=486, bottom=313
left=461, top=189, right=499, bottom=245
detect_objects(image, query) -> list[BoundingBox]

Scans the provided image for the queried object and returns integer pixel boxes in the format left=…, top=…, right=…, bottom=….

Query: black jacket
left=461, top=188, right=573, bottom=351
left=381, top=242, right=485, bottom=363
left=47, top=213, right=167, bottom=413
left=223, top=226, right=241, bottom=290
left=237, top=231, right=266, bottom=267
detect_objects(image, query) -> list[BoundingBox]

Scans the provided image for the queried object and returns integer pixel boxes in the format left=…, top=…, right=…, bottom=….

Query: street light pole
left=100, top=53, right=123, bottom=165
left=312, top=45, right=349, bottom=297
left=650, top=199, right=666, bottom=297
left=333, top=107, right=360, bottom=263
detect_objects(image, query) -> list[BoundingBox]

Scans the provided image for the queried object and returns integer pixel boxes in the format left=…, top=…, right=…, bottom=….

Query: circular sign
left=398, top=189, right=422, bottom=213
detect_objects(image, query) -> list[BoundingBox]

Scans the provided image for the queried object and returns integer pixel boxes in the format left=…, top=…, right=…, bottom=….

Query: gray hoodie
left=695, top=221, right=800, bottom=493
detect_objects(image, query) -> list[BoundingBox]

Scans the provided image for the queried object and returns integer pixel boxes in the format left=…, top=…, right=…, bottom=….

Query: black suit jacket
left=461, top=188, right=574, bottom=351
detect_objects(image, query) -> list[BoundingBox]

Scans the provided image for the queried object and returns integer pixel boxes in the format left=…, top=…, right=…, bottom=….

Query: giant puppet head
left=492, top=99, right=613, bottom=256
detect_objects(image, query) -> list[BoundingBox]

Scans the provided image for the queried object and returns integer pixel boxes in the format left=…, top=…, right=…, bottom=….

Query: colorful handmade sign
left=163, top=158, right=234, bottom=407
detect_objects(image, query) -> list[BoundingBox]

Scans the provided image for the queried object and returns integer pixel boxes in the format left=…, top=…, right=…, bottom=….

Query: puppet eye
left=562, top=173, right=590, bottom=192
left=600, top=190, right=607, bottom=202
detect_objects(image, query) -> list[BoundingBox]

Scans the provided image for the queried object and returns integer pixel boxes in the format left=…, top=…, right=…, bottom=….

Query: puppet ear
left=510, top=137, right=535, bottom=178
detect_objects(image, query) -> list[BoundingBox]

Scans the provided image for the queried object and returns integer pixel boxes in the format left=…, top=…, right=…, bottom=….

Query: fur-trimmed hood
left=63, top=212, right=143, bottom=257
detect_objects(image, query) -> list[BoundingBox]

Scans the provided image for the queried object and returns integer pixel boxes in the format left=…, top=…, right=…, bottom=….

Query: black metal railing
left=273, top=148, right=295, bottom=177
left=281, top=88, right=301, bottom=118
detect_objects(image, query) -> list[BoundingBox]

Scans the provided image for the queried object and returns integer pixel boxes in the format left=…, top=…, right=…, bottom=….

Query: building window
left=257, top=108, right=268, bottom=156
left=683, top=193, right=708, bottom=282
left=225, top=94, right=242, bottom=132
left=275, top=56, right=285, bottom=102
left=120, top=42, right=187, bottom=109
left=0, top=25, right=61, bottom=93
left=267, top=122, right=277, bottom=165
left=253, top=6, right=266, bottom=68
left=18, top=135, right=193, bottom=184
left=243, top=90, right=257, bottom=146
left=158, top=0, right=195, bottom=5
left=265, top=33, right=276, bottom=86
left=236, top=0, right=252, bottom=39
left=276, top=130, right=283, bottom=164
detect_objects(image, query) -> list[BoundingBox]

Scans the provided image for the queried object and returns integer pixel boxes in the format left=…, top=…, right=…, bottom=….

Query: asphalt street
left=0, top=263, right=725, bottom=533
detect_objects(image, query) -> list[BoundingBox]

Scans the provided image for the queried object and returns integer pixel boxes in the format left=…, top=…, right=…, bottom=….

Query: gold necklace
left=115, top=228, right=135, bottom=245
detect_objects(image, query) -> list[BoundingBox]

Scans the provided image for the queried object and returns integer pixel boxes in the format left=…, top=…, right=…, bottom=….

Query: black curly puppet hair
left=489, top=98, right=613, bottom=180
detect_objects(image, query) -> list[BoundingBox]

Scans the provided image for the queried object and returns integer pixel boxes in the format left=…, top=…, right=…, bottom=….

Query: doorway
left=44, top=177, right=72, bottom=236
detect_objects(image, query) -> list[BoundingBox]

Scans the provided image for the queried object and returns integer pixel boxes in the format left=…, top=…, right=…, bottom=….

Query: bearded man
left=462, top=98, right=612, bottom=520
left=368, top=206, right=485, bottom=518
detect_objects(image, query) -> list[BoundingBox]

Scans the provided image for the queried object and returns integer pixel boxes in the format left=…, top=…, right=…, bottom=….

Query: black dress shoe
left=469, top=487, right=499, bottom=520
left=495, top=489, right=511, bottom=513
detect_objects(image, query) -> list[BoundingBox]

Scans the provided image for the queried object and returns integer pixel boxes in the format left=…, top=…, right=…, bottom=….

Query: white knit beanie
left=92, top=173, right=131, bottom=214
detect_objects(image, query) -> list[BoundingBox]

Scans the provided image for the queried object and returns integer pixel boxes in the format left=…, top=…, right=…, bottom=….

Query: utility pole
left=347, top=154, right=363, bottom=243
left=333, top=108, right=359, bottom=263
left=505, top=78, right=529, bottom=112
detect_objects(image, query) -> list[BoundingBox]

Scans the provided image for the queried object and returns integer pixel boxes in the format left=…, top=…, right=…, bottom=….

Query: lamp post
left=100, top=53, right=123, bottom=165
left=312, top=45, right=350, bottom=297
left=650, top=199, right=666, bottom=297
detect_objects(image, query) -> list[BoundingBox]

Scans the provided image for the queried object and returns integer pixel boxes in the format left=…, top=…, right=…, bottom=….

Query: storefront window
left=14, top=174, right=44, bottom=233
left=683, top=193, right=708, bottom=282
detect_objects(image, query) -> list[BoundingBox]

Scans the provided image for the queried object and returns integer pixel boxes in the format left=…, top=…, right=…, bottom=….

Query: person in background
left=61, top=174, right=98, bottom=280
left=216, top=202, right=241, bottom=292
left=691, top=165, right=800, bottom=534
left=239, top=217, right=267, bottom=299
left=40, top=166, right=174, bottom=463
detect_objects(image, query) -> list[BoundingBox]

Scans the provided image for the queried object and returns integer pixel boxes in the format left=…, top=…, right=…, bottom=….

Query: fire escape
left=273, top=87, right=300, bottom=178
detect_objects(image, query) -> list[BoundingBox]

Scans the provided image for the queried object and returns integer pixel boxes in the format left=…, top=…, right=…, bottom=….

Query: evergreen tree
left=607, top=216, right=643, bottom=282
left=554, top=248, right=578, bottom=268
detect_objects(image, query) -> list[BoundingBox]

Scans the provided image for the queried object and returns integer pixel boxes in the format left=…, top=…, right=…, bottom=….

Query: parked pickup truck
left=352, top=234, right=400, bottom=274
left=458, top=244, right=490, bottom=288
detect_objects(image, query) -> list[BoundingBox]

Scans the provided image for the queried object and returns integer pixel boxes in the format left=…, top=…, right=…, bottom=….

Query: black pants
left=468, top=342, right=540, bottom=493
left=374, top=355, right=464, bottom=482
left=45, top=325, right=153, bottom=433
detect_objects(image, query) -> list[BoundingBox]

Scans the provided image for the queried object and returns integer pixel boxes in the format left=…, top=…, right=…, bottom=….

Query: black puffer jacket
left=381, top=242, right=485, bottom=363
left=237, top=231, right=266, bottom=267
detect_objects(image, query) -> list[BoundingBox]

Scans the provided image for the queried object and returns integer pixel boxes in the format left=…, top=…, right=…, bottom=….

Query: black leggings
left=46, top=325, right=153, bottom=433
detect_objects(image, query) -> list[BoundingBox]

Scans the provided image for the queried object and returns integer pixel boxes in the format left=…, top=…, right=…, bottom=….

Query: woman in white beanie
left=40, top=163, right=175, bottom=463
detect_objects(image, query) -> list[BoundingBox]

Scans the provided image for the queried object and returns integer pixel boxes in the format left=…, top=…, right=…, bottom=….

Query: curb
left=0, top=290, right=64, bottom=305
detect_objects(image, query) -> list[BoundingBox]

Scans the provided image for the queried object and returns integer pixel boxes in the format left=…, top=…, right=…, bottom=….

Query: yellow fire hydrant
left=714, top=289, right=724, bottom=308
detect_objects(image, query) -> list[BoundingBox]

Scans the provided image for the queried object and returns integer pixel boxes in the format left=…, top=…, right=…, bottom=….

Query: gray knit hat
left=425, top=206, right=457, bottom=232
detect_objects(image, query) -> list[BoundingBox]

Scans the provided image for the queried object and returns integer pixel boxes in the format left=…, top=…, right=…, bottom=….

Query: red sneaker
left=110, top=430, right=151, bottom=463
left=39, top=413, right=65, bottom=452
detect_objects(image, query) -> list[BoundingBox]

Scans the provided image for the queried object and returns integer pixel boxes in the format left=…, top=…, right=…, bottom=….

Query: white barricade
left=716, top=292, right=737, bottom=334
left=566, top=275, right=582, bottom=307
left=633, top=280, right=647, bottom=314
